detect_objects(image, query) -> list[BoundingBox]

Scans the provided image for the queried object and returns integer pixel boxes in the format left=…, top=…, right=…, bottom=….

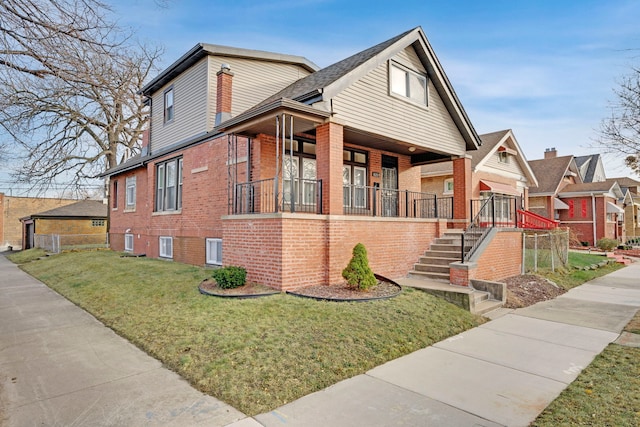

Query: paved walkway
left=255, top=261, right=640, bottom=427
left=1, top=254, right=638, bottom=426
left=0, top=255, right=247, bottom=426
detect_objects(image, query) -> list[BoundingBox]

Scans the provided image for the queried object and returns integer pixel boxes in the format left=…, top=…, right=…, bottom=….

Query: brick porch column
left=316, top=121, right=344, bottom=215
left=453, top=155, right=472, bottom=223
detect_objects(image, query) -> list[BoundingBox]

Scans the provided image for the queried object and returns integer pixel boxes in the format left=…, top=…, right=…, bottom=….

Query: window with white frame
left=206, top=238, right=222, bottom=265
left=443, top=178, right=454, bottom=195
left=156, top=157, right=183, bottom=212
left=159, top=236, right=173, bottom=258
left=124, top=233, right=134, bottom=252
left=164, top=87, right=174, bottom=123
left=389, top=61, right=427, bottom=106
left=126, top=176, right=136, bottom=209
left=498, top=151, right=510, bottom=164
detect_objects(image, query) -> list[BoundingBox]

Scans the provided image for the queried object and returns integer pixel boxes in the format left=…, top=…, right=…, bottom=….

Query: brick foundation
left=223, top=214, right=439, bottom=290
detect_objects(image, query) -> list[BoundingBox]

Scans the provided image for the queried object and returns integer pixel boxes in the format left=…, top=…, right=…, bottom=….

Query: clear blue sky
left=2, top=0, right=639, bottom=195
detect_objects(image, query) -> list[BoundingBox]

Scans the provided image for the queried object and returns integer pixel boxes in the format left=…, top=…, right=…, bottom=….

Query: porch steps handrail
left=517, top=209, right=559, bottom=229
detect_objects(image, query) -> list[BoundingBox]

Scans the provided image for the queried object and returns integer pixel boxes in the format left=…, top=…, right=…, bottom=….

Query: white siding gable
left=330, top=46, right=466, bottom=156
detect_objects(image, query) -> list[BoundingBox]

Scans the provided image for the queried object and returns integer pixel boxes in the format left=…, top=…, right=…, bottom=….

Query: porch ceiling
left=343, top=127, right=452, bottom=164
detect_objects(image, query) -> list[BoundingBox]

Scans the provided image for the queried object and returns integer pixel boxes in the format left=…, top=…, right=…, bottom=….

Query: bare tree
left=0, top=0, right=162, bottom=194
left=597, top=66, right=640, bottom=176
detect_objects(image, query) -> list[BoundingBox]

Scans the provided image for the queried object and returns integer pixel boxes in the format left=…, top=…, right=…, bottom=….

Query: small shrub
left=342, top=243, right=377, bottom=291
left=596, top=238, right=618, bottom=252
left=617, top=245, right=632, bottom=250
left=580, top=241, right=590, bottom=247
left=212, top=266, right=247, bottom=289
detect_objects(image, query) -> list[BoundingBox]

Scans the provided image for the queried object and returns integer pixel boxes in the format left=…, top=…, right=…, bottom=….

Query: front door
left=381, top=155, right=398, bottom=217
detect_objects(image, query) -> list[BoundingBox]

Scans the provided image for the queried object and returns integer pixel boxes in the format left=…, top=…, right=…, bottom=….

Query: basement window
left=159, top=236, right=173, bottom=259
left=124, top=233, right=134, bottom=252
left=206, top=238, right=222, bottom=265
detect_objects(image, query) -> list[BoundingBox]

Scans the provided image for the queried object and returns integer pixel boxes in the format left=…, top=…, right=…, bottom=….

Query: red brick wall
left=316, top=122, right=344, bottom=214
left=475, top=230, right=523, bottom=281
left=558, top=195, right=618, bottom=246
left=109, top=134, right=248, bottom=262
left=223, top=214, right=438, bottom=290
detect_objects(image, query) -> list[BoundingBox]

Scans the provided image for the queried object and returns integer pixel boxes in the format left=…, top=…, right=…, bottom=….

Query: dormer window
left=389, top=61, right=427, bottom=106
left=164, top=87, right=174, bottom=123
left=498, top=151, right=510, bottom=164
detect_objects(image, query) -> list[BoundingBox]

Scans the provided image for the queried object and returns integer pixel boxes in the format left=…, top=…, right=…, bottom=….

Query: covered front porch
left=221, top=106, right=459, bottom=221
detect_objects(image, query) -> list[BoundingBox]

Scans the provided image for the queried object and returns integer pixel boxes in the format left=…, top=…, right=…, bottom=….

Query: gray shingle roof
left=574, top=154, right=601, bottom=182
left=30, top=200, right=107, bottom=218
left=528, top=155, right=576, bottom=195
left=249, top=28, right=416, bottom=110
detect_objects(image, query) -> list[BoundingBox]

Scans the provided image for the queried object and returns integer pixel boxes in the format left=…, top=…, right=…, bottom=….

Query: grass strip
left=532, top=343, right=640, bottom=427
left=15, top=249, right=482, bottom=415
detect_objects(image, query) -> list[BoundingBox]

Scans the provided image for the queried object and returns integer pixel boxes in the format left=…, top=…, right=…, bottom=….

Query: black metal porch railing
left=234, top=178, right=323, bottom=214
left=342, top=184, right=453, bottom=219
left=462, top=194, right=520, bottom=261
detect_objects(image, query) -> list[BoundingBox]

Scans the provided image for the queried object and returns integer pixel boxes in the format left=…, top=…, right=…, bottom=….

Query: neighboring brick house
left=104, top=27, right=531, bottom=290
left=20, top=200, right=108, bottom=250
left=421, top=129, right=538, bottom=226
left=0, top=193, right=77, bottom=250
left=528, top=149, right=625, bottom=246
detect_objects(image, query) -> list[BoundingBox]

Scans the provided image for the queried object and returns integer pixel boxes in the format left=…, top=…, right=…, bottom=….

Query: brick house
left=20, top=200, right=108, bottom=250
left=528, top=149, right=625, bottom=246
left=104, top=27, right=527, bottom=290
left=421, top=129, right=538, bottom=227
left=0, top=193, right=77, bottom=251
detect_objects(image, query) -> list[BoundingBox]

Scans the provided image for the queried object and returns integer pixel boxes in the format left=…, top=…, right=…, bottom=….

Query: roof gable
left=241, top=27, right=480, bottom=151
left=574, top=154, right=606, bottom=182
left=472, top=129, right=538, bottom=187
left=528, top=155, right=582, bottom=195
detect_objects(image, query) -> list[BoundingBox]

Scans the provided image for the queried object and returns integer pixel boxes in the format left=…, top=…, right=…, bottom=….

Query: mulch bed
left=199, top=276, right=401, bottom=302
left=199, top=279, right=279, bottom=298
left=502, top=274, right=566, bottom=309
left=288, top=277, right=401, bottom=302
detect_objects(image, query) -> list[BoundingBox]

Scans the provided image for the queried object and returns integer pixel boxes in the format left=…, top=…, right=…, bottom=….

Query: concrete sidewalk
left=1, top=254, right=638, bottom=427
left=0, top=255, right=247, bottom=426
left=255, top=262, right=640, bottom=427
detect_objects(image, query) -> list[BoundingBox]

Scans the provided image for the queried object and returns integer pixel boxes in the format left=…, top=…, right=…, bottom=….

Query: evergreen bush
left=342, top=243, right=377, bottom=291
left=212, top=266, right=247, bottom=289
left=596, top=238, right=618, bottom=252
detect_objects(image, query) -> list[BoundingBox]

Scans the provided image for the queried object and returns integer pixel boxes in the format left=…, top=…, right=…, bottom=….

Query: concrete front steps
left=397, top=277, right=503, bottom=315
left=404, top=229, right=504, bottom=315
left=409, top=230, right=465, bottom=282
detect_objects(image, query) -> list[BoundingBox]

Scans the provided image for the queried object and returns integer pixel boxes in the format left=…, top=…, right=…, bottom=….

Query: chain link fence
left=523, top=229, right=569, bottom=273
left=34, top=234, right=109, bottom=254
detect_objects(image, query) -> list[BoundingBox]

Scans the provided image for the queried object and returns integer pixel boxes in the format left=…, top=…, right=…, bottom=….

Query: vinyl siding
left=331, top=46, right=466, bottom=156
left=207, top=57, right=312, bottom=128
left=150, top=57, right=209, bottom=154
left=483, top=151, right=526, bottom=177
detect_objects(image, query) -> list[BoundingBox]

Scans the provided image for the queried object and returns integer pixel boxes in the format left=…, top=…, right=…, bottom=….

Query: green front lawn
left=532, top=343, right=640, bottom=427
left=12, top=249, right=482, bottom=415
left=537, top=251, right=624, bottom=290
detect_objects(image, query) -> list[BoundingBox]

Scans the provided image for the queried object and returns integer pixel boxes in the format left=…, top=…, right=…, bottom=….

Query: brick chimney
left=215, top=63, right=234, bottom=126
left=544, top=147, right=557, bottom=159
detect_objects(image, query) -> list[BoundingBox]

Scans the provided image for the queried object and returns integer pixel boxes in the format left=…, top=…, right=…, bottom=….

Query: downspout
left=591, top=193, right=596, bottom=246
